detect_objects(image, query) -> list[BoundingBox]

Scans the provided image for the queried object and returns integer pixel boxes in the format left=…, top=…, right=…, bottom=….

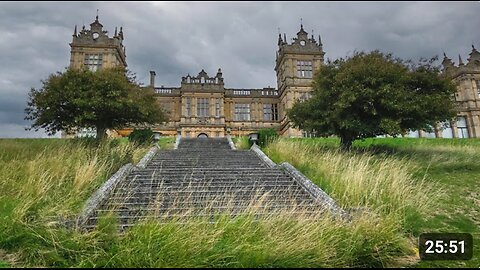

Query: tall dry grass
left=0, top=140, right=147, bottom=220
left=86, top=183, right=413, bottom=268
left=0, top=138, right=418, bottom=267
left=264, top=139, right=441, bottom=231
left=0, top=139, right=149, bottom=266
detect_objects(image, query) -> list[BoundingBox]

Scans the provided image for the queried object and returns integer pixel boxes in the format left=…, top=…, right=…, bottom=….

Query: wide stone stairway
left=84, top=138, right=327, bottom=230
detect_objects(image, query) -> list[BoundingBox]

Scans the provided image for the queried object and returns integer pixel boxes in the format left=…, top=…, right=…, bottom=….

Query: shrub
left=235, top=136, right=252, bottom=149
left=128, top=129, right=154, bottom=145
left=258, top=128, right=278, bottom=147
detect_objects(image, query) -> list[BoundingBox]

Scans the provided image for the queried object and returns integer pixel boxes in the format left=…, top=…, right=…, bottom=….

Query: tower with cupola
left=275, top=23, right=325, bottom=136
left=62, top=14, right=128, bottom=139
left=69, top=15, right=127, bottom=71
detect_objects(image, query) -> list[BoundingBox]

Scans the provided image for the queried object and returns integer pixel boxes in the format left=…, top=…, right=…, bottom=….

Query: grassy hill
left=264, top=137, right=480, bottom=268
left=0, top=137, right=477, bottom=267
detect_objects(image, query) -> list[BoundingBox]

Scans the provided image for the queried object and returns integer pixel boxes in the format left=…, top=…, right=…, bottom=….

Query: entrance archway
left=197, top=133, right=208, bottom=138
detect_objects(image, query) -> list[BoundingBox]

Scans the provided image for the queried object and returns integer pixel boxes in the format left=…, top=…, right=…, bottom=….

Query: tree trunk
left=96, top=126, right=107, bottom=140
left=340, top=135, right=353, bottom=151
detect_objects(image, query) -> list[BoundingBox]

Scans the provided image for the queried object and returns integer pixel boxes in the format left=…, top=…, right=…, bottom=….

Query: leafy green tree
left=25, top=67, right=166, bottom=139
left=288, top=51, right=457, bottom=150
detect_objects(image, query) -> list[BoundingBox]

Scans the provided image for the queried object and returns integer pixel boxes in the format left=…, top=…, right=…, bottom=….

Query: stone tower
left=275, top=24, right=325, bottom=136
left=442, top=45, right=480, bottom=138
left=69, top=15, right=127, bottom=71
left=63, top=15, right=128, bottom=139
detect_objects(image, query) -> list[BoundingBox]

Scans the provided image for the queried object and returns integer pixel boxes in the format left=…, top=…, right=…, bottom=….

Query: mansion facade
left=68, top=16, right=480, bottom=139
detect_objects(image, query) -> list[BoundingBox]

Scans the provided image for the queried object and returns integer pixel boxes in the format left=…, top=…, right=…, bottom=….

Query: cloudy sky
left=0, top=1, right=479, bottom=138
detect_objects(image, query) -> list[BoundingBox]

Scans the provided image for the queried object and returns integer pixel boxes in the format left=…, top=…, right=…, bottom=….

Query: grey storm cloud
left=0, top=1, right=479, bottom=138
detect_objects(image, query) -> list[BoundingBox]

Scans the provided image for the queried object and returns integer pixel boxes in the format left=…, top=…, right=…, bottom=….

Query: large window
left=215, top=99, right=221, bottom=117
left=297, top=60, right=313, bottom=78
left=197, top=98, right=209, bottom=117
left=457, top=117, right=469, bottom=138
left=84, top=54, right=103, bottom=71
left=185, top=97, right=191, bottom=117
left=263, top=104, right=278, bottom=121
left=234, top=103, right=251, bottom=121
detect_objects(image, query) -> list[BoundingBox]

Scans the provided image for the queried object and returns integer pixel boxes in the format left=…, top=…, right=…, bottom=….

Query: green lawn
left=264, top=137, right=480, bottom=268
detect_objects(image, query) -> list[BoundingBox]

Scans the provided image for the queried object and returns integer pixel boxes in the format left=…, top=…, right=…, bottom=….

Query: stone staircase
left=83, top=138, right=328, bottom=230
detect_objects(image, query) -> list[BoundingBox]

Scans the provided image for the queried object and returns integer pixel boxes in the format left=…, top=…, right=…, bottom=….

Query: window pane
left=297, top=60, right=313, bottom=78
left=215, top=99, right=221, bottom=117
left=185, top=97, right=191, bottom=117
left=84, top=54, right=103, bottom=71
left=234, top=104, right=250, bottom=121
left=197, top=98, right=209, bottom=117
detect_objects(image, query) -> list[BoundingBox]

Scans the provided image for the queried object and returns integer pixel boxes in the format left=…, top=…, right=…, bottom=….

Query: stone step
left=113, top=184, right=302, bottom=192
left=124, top=175, right=291, bottom=182
left=126, top=172, right=289, bottom=177
left=136, top=167, right=280, bottom=172
left=117, top=181, right=297, bottom=188
left=102, top=198, right=319, bottom=208
left=82, top=137, right=325, bottom=231
left=128, top=173, right=287, bottom=177
left=94, top=205, right=321, bottom=217
left=92, top=204, right=322, bottom=217
left=108, top=193, right=311, bottom=201
left=105, top=193, right=314, bottom=204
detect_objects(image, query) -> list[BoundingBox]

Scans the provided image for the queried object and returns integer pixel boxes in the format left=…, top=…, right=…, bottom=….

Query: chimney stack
left=149, top=71, right=156, bottom=87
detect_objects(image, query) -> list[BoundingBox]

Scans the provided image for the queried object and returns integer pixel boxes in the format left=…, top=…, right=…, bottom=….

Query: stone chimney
left=149, top=71, right=156, bottom=87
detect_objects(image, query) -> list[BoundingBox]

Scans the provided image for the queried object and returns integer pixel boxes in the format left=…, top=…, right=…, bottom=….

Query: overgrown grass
left=3, top=137, right=476, bottom=267
left=265, top=137, right=480, bottom=268
left=0, top=138, right=150, bottom=267
left=86, top=211, right=411, bottom=268
left=156, top=137, right=175, bottom=150
left=233, top=136, right=251, bottom=149
left=0, top=137, right=417, bottom=267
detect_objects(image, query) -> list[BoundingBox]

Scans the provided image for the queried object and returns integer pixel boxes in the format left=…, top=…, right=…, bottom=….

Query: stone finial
left=118, top=26, right=124, bottom=40
left=459, top=54, right=464, bottom=66
left=198, top=69, right=207, bottom=77
left=318, top=34, right=322, bottom=46
left=114, top=27, right=117, bottom=37
left=297, top=19, right=308, bottom=37
left=441, top=52, right=454, bottom=70
left=73, top=25, right=77, bottom=36
left=284, top=33, right=287, bottom=43
left=278, top=33, right=283, bottom=46
left=467, top=44, right=480, bottom=65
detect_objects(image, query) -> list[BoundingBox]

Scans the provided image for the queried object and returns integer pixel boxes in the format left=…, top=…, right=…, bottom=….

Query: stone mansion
left=67, top=16, right=480, bottom=139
